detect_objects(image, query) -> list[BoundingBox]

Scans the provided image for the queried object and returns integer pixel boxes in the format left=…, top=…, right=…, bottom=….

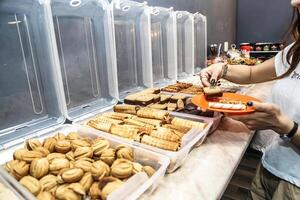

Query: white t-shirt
left=262, top=43, right=300, bottom=187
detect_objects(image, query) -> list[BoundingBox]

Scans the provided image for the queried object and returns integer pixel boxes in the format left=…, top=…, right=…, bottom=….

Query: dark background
left=110, top=0, right=293, bottom=47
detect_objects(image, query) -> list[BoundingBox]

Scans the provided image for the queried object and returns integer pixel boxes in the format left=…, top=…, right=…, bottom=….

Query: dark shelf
left=250, top=51, right=279, bottom=54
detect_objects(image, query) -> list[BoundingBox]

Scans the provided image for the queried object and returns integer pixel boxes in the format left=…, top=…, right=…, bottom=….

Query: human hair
left=278, top=8, right=300, bottom=78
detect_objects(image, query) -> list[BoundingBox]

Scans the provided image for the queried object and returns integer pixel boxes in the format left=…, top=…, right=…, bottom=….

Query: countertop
left=142, top=82, right=274, bottom=200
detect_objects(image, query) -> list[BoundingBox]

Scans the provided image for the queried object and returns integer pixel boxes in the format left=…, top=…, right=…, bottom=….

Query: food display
left=86, top=106, right=207, bottom=152
left=3, top=132, right=157, bottom=200
left=161, top=82, right=203, bottom=94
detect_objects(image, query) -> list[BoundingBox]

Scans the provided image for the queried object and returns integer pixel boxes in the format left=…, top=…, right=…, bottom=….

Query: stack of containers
left=112, top=0, right=153, bottom=98
left=176, top=11, right=195, bottom=79
left=0, top=0, right=169, bottom=199
left=150, top=6, right=177, bottom=86
left=194, top=12, right=207, bottom=73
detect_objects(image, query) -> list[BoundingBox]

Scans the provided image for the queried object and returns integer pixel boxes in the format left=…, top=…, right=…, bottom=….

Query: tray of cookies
left=0, top=124, right=169, bottom=200
left=74, top=105, right=213, bottom=172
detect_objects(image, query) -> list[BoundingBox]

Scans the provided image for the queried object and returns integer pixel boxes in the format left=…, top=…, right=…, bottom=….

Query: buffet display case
left=51, top=0, right=118, bottom=120
left=150, top=6, right=177, bottom=86
left=176, top=11, right=194, bottom=78
left=112, top=0, right=153, bottom=98
left=194, top=12, right=207, bottom=73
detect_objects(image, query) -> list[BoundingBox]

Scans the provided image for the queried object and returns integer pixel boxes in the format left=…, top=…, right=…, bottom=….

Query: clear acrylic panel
left=151, top=7, right=177, bottom=86
left=112, top=0, right=153, bottom=98
left=0, top=0, right=64, bottom=145
left=176, top=11, right=194, bottom=78
left=51, top=0, right=118, bottom=120
left=194, top=12, right=207, bottom=73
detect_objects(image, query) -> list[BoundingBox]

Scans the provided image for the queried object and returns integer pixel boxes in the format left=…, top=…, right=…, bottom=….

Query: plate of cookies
left=192, top=86, right=261, bottom=114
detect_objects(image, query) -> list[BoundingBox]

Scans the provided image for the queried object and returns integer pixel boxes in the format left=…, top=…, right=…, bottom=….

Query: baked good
left=208, top=102, right=246, bottom=110
left=111, top=159, right=133, bottom=179
left=19, top=176, right=41, bottom=196
left=203, top=86, right=223, bottom=98
left=79, top=172, right=93, bottom=192
left=148, top=103, right=167, bottom=110
left=141, top=135, right=179, bottom=151
left=116, top=145, right=134, bottom=161
left=30, top=158, right=49, bottom=179
left=113, top=104, right=139, bottom=115
left=171, top=117, right=207, bottom=130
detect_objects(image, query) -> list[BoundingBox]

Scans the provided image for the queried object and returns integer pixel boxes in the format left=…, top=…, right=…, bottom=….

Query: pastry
left=66, top=132, right=80, bottom=140
left=79, top=172, right=93, bottom=192
left=43, top=138, right=57, bottom=153
left=21, top=150, right=43, bottom=163
left=102, top=112, right=134, bottom=120
left=150, top=127, right=181, bottom=142
left=141, top=87, right=160, bottom=94
left=137, top=108, right=169, bottom=120
left=171, top=117, right=207, bottom=130
left=110, top=124, right=140, bottom=141
left=66, top=151, right=75, bottom=161
left=19, top=176, right=41, bottom=196
left=37, top=191, right=55, bottom=200
left=13, top=148, right=29, bottom=160
left=55, top=140, right=71, bottom=154
left=177, top=99, right=185, bottom=110
left=25, top=139, right=42, bottom=150
left=30, top=158, right=49, bottom=179
left=143, top=166, right=156, bottom=177
left=9, top=160, right=29, bottom=180
left=162, top=124, right=190, bottom=133
left=141, top=135, right=179, bottom=151
left=67, top=183, right=85, bottom=196
left=61, top=168, right=84, bottom=183
left=203, top=86, right=223, bottom=98
left=89, top=182, right=101, bottom=200
left=167, top=103, right=177, bottom=111
left=47, top=153, right=66, bottom=162
left=92, top=138, right=110, bottom=156
left=116, top=145, right=134, bottom=161
left=74, top=159, right=93, bottom=172
left=91, top=160, right=110, bottom=181
left=113, top=104, right=139, bottom=115
left=74, top=146, right=93, bottom=160
left=100, top=148, right=116, bottom=166
left=101, top=180, right=124, bottom=200
left=55, top=184, right=82, bottom=200
left=159, top=94, right=172, bottom=104
left=123, top=118, right=154, bottom=129
left=49, top=158, right=70, bottom=175
left=54, top=133, right=66, bottom=141
left=87, top=120, right=112, bottom=133
left=94, top=116, right=123, bottom=125
left=132, top=116, right=162, bottom=127
left=111, top=159, right=133, bottom=179
left=71, top=139, right=91, bottom=150
left=148, top=103, right=167, bottom=110
left=34, top=147, right=50, bottom=157
left=39, top=174, right=58, bottom=192
left=170, top=94, right=187, bottom=103
left=208, top=102, right=246, bottom=110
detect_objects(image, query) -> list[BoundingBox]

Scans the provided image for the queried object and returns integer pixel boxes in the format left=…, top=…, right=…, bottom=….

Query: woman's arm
left=224, top=57, right=277, bottom=84
left=200, top=57, right=277, bottom=86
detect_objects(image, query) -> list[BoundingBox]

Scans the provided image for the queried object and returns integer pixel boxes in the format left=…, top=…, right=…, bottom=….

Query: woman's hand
left=200, top=62, right=227, bottom=86
left=230, top=102, right=294, bottom=135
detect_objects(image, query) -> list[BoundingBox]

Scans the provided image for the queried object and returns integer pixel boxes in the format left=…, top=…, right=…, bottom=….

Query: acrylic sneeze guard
left=112, top=0, right=153, bottom=98
left=176, top=11, right=194, bottom=79
left=194, top=12, right=207, bottom=73
left=150, top=6, right=177, bottom=86
left=50, top=0, right=119, bottom=121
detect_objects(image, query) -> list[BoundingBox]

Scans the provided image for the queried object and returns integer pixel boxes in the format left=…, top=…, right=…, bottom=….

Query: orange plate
left=192, top=93, right=261, bottom=114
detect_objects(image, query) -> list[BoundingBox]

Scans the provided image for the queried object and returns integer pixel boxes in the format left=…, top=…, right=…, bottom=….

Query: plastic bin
left=0, top=125, right=169, bottom=200
left=150, top=6, right=177, bottom=86
left=0, top=168, right=35, bottom=200
left=194, top=12, right=207, bottom=73
left=176, top=11, right=194, bottom=79
left=74, top=108, right=213, bottom=173
left=50, top=0, right=119, bottom=120
left=112, top=0, right=153, bottom=98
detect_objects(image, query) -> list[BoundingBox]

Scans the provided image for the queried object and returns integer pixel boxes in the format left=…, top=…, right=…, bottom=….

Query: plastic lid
left=150, top=6, right=177, bottom=85
left=176, top=11, right=194, bottom=78
left=51, top=0, right=119, bottom=121
left=112, top=0, right=153, bottom=98
left=0, top=0, right=65, bottom=147
left=194, top=12, right=207, bottom=72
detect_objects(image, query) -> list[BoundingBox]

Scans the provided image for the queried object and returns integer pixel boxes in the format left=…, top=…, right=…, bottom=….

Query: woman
left=200, top=0, right=300, bottom=199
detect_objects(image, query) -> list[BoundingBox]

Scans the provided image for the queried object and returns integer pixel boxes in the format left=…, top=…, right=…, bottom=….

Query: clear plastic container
left=150, top=6, right=177, bottom=86
left=50, top=0, right=119, bottom=120
left=194, top=12, right=207, bottom=73
left=74, top=108, right=213, bottom=173
left=112, top=0, right=153, bottom=98
left=0, top=168, right=35, bottom=200
left=176, top=11, right=194, bottom=79
left=0, top=0, right=65, bottom=147
left=0, top=125, right=169, bottom=200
